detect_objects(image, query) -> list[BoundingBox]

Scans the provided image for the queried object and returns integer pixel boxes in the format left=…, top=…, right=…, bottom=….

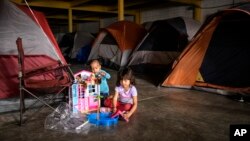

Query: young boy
left=90, top=59, right=111, bottom=106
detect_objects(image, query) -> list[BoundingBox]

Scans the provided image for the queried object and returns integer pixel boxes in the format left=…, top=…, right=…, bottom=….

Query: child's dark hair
left=90, top=59, right=102, bottom=65
left=116, top=68, right=135, bottom=86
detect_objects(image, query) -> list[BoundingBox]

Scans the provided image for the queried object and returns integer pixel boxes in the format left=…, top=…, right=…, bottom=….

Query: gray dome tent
left=88, top=21, right=147, bottom=70
left=128, top=17, right=201, bottom=73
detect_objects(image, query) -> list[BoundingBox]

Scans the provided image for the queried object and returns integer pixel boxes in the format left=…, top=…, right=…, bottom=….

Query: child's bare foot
left=120, top=111, right=129, bottom=122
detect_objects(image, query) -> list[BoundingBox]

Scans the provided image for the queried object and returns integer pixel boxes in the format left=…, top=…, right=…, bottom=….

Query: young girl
left=105, top=68, right=138, bottom=122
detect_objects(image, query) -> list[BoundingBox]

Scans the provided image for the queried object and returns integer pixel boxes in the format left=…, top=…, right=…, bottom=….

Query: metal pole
left=118, top=0, right=124, bottom=21
left=68, top=8, right=73, bottom=32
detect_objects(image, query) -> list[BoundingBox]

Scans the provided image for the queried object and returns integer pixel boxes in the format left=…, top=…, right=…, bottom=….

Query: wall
left=77, top=22, right=99, bottom=33
left=201, top=0, right=246, bottom=22
left=50, top=0, right=247, bottom=36
left=100, top=16, right=134, bottom=28
left=140, top=0, right=246, bottom=24
left=140, top=5, right=193, bottom=24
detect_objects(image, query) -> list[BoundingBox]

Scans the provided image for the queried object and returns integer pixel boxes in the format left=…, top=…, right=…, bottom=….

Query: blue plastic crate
left=87, top=112, right=118, bottom=126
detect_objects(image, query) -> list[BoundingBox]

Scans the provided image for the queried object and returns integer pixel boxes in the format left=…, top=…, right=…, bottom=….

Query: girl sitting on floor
left=105, top=68, right=138, bottom=122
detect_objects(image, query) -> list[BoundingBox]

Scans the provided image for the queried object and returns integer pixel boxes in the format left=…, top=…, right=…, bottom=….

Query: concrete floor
left=1, top=64, right=250, bottom=141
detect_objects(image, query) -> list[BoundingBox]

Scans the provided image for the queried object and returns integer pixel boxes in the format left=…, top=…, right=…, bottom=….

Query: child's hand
left=100, top=71, right=106, bottom=76
left=107, top=95, right=113, bottom=99
left=123, top=112, right=131, bottom=119
left=112, top=107, right=117, bottom=113
left=122, top=112, right=130, bottom=122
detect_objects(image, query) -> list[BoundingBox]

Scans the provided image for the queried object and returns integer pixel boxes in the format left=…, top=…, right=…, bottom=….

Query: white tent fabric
left=182, top=17, right=201, bottom=41
left=0, top=0, right=60, bottom=61
left=0, top=0, right=68, bottom=99
left=69, top=31, right=94, bottom=59
left=88, top=32, right=107, bottom=60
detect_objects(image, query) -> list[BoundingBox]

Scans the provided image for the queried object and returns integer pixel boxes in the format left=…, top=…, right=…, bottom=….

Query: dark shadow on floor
left=226, top=94, right=250, bottom=103
left=129, top=63, right=173, bottom=86
left=134, top=72, right=167, bottom=87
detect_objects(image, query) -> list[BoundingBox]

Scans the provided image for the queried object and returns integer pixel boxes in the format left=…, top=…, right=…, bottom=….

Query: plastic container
left=87, top=112, right=118, bottom=126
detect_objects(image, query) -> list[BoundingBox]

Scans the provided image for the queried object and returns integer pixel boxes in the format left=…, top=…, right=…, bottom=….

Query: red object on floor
left=110, top=110, right=129, bottom=122
left=104, top=98, right=132, bottom=111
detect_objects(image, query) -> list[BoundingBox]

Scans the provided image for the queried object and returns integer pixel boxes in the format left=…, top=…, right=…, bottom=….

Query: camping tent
left=69, top=31, right=94, bottom=63
left=87, top=21, right=147, bottom=70
left=128, top=17, right=200, bottom=73
left=0, top=0, right=69, bottom=99
left=143, top=17, right=201, bottom=41
left=162, top=4, right=250, bottom=95
left=58, top=32, right=76, bottom=59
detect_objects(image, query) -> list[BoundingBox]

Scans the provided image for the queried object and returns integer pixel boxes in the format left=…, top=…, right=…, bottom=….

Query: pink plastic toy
left=69, top=70, right=100, bottom=113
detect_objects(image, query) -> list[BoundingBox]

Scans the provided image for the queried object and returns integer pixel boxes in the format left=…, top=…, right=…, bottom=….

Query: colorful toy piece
left=69, top=70, right=99, bottom=113
left=70, top=70, right=119, bottom=127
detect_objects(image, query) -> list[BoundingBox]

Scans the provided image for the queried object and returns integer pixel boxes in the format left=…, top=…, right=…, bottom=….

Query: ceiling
left=11, top=0, right=201, bottom=23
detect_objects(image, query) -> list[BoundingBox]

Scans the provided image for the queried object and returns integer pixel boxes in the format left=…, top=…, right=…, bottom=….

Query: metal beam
left=46, top=15, right=100, bottom=21
left=68, top=8, right=73, bottom=32
left=13, top=0, right=135, bottom=15
left=135, top=11, right=141, bottom=24
left=125, top=1, right=153, bottom=8
left=194, top=6, right=202, bottom=22
left=20, top=1, right=70, bottom=9
left=70, top=0, right=92, bottom=7
left=72, top=5, right=117, bottom=13
left=11, top=0, right=23, bottom=3
left=11, top=0, right=160, bottom=22
left=110, top=0, right=153, bottom=10
left=76, top=17, right=100, bottom=21
left=170, top=0, right=202, bottom=7
left=46, top=15, right=73, bottom=19
left=118, top=0, right=124, bottom=21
